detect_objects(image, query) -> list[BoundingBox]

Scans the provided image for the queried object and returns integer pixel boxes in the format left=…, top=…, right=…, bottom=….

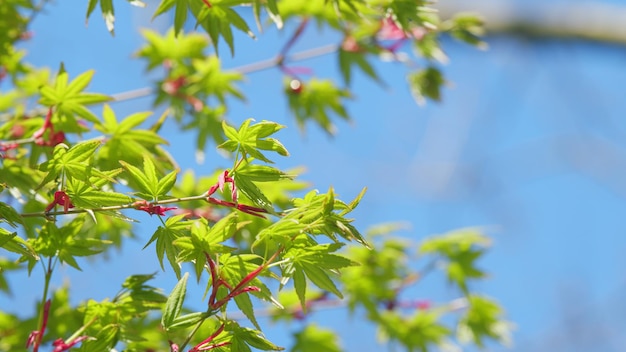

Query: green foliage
left=192, top=1, right=256, bottom=56
left=162, top=272, right=190, bottom=331
left=174, top=215, right=241, bottom=280
left=291, top=324, right=342, bottom=352
left=458, top=295, right=510, bottom=347
left=66, top=171, right=132, bottom=209
left=0, top=227, right=37, bottom=259
left=218, top=119, right=289, bottom=163
left=282, top=239, right=357, bottom=307
left=30, top=217, right=111, bottom=271
left=253, top=187, right=368, bottom=248
left=144, top=214, right=189, bottom=279
left=0, top=1, right=508, bottom=352
left=0, top=0, right=32, bottom=61
left=38, top=140, right=110, bottom=187
left=227, top=322, right=284, bottom=351
left=95, top=105, right=169, bottom=170
left=286, top=78, right=351, bottom=135
left=338, top=225, right=513, bottom=350
left=377, top=309, right=451, bottom=352
left=338, top=46, right=382, bottom=86
left=0, top=201, right=23, bottom=228
left=39, top=70, right=111, bottom=123
left=342, top=233, right=409, bottom=314
left=136, top=29, right=209, bottom=70
left=136, top=31, right=246, bottom=150
left=408, top=66, right=445, bottom=105
left=77, top=273, right=166, bottom=351
left=420, top=228, right=491, bottom=294
left=120, top=155, right=177, bottom=201
left=444, top=13, right=488, bottom=49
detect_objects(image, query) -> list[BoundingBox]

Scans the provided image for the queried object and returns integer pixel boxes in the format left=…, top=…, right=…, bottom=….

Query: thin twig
left=27, top=0, right=50, bottom=28
left=109, top=87, right=153, bottom=102
left=0, top=42, right=340, bottom=123
left=20, top=194, right=209, bottom=218
left=111, top=43, right=339, bottom=103
left=4, top=44, right=334, bottom=120
left=279, top=18, right=310, bottom=58
left=225, top=296, right=469, bottom=321
left=226, top=297, right=346, bottom=321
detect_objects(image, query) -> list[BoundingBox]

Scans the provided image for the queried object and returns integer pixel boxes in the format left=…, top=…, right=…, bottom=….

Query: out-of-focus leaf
left=457, top=295, right=510, bottom=347
left=137, top=29, right=209, bottom=70
left=444, top=13, right=487, bottom=49
left=286, top=78, right=352, bottom=135
left=0, top=228, right=37, bottom=259
left=291, top=324, right=342, bottom=352
left=407, top=66, right=445, bottom=106
left=338, top=47, right=382, bottom=86
left=420, top=228, right=491, bottom=293
left=0, top=202, right=23, bottom=228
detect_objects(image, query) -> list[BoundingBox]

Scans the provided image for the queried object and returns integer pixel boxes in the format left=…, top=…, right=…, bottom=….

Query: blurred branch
left=6, top=2, right=626, bottom=122
left=437, top=1, right=626, bottom=44
left=0, top=44, right=339, bottom=122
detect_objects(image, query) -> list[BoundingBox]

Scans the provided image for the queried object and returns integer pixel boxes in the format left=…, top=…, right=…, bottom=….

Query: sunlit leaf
left=162, top=272, right=189, bottom=330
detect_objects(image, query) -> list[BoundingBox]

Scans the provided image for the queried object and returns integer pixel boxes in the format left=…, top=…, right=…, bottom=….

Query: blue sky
left=5, top=1, right=626, bottom=351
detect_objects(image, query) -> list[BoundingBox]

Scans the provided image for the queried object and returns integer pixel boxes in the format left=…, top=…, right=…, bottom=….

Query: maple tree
left=0, top=1, right=511, bottom=351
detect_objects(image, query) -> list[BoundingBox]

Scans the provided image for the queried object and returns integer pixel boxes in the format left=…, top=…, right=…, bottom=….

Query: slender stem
left=191, top=323, right=225, bottom=351
left=223, top=295, right=467, bottom=322
left=179, top=315, right=209, bottom=352
left=110, top=87, right=153, bottom=102
left=266, top=258, right=290, bottom=268
left=226, top=296, right=347, bottom=321
left=66, top=314, right=98, bottom=343
left=157, top=213, right=167, bottom=226
left=288, top=43, right=338, bottom=62
left=277, top=18, right=310, bottom=61
left=34, top=256, right=54, bottom=352
left=41, top=255, right=53, bottom=310
left=413, top=259, right=438, bottom=283
left=231, top=150, right=241, bottom=174
left=206, top=253, right=220, bottom=307
left=27, top=0, right=50, bottom=24
left=233, top=56, right=282, bottom=76
left=20, top=193, right=210, bottom=218
left=265, top=246, right=283, bottom=266
left=210, top=245, right=284, bottom=310
left=0, top=136, right=35, bottom=145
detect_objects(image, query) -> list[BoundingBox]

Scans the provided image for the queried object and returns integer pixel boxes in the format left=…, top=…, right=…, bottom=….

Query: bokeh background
left=5, top=0, right=626, bottom=350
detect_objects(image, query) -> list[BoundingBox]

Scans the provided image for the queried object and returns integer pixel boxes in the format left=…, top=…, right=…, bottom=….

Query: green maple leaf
left=39, top=140, right=113, bottom=187
left=39, top=70, right=110, bottom=123
left=218, top=119, right=289, bottom=164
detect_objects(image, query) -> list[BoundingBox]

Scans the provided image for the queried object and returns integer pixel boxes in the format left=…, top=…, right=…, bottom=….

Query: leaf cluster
left=0, top=1, right=508, bottom=352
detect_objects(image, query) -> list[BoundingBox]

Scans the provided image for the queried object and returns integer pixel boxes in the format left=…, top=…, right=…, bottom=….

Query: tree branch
left=437, top=1, right=626, bottom=44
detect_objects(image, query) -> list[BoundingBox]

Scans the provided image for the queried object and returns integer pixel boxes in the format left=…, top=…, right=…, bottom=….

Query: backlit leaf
left=162, top=272, right=189, bottom=330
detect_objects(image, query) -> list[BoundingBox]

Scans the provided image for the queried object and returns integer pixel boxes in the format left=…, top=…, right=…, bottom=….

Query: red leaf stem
left=189, top=324, right=224, bottom=352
